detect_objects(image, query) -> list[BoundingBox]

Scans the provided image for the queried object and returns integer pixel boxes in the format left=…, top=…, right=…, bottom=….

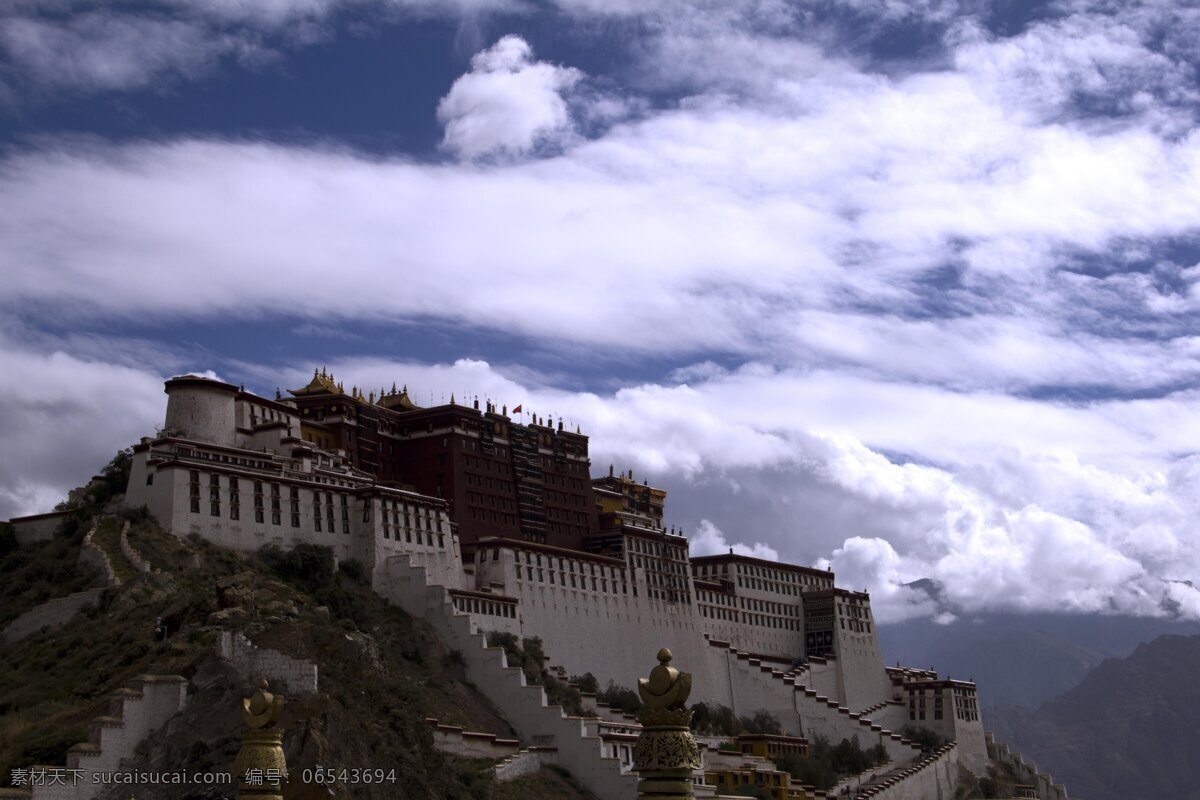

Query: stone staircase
left=380, top=555, right=640, bottom=798
left=846, top=743, right=958, bottom=799
left=705, top=638, right=923, bottom=766
left=90, top=519, right=138, bottom=584
left=856, top=698, right=904, bottom=719
left=5, top=676, right=188, bottom=800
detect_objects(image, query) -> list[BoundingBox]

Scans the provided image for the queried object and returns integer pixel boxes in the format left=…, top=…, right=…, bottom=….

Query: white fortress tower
left=163, top=376, right=239, bottom=447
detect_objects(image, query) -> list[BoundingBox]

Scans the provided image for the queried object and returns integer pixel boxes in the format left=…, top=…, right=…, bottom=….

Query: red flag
left=512, top=404, right=522, bottom=414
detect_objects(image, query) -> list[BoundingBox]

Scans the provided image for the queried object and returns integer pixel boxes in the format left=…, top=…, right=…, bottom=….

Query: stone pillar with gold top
left=235, top=679, right=287, bottom=800
left=634, top=648, right=701, bottom=799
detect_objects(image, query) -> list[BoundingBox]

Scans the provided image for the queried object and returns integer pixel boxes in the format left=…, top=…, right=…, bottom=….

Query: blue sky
left=3, top=0, right=1200, bottom=623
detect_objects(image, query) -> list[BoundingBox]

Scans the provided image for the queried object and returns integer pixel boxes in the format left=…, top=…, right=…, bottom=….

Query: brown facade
left=288, top=372, right=595, bottom=549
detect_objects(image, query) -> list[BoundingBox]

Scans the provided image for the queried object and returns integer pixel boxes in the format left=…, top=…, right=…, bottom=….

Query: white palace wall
left=126, top=436, right=460, bottom=588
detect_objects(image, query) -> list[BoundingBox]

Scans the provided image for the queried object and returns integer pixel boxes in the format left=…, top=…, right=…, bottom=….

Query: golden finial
left=242, top=679, right=284, bottom=729
left=638, top=648, right=692, bottom=711
left=633, top=649, right=699, bottom=797
left=235, top=679, right=287, bottom=799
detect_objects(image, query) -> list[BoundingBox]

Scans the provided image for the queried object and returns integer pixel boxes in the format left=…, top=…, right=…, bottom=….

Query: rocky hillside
left=0, top=460, right=597, bottom=800
left=987, top=634, right=1200, bottom=800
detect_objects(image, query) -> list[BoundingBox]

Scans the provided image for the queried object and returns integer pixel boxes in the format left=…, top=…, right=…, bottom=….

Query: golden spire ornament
left=634, top=648, right=700, bottom=798
left=235, top=679, right=287, bottom=800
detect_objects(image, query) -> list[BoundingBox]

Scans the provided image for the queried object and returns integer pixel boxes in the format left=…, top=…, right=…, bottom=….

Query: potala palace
left=9, top=372, right=1070, bottom=800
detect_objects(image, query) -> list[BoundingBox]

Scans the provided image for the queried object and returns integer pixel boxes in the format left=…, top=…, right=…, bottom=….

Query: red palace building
left=288, top=369, right=598, bottom=550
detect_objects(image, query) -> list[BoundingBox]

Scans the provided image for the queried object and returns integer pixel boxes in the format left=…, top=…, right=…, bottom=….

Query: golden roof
left=289, top=368, right=343, bottom=397
left=378, top=382, right=420, bottom=411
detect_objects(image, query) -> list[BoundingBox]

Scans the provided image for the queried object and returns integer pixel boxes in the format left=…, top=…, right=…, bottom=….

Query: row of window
left=176, top=447, right=273, bottom=473
left=312, top=490, right=350, bottom=535
left=385, top=525, right=446, bottom=548
left=628, top=537, right=686, bottom=560
left=696, top=589, right=736, bottom=607
left=188, top=470, right=352, bottom=531
left=632, top=554, right=687, bottom=575
left=515, top=564, right=630, bottom=596
left=453, top=595, right=516, bottom=618
left=734, top=575, right=815, bottom=596
left=698, top=605, right=802, bottom=630
left=511, top=550, right=621, bottom=579
left=696, top=561, right=832, bottom=590
left=466, top=474, right=514, bottom=493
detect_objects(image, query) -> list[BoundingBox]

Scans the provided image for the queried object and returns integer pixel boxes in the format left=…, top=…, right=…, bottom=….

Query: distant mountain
left=988, top=634, right=1200, bottom=800
left=877, top=612, right=1200, bottom=709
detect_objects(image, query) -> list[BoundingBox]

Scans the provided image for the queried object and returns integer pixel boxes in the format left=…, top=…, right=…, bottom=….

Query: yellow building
left=737, top=733, right=810, bottom=761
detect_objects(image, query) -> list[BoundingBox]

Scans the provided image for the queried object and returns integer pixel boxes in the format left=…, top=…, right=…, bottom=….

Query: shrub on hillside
left=259, top=543, right=334, bottom=592
left=337, top=558, right=368, bottom=584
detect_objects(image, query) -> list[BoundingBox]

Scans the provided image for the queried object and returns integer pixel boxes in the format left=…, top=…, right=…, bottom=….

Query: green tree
left=597, top=681, right=642, bottom=715
left=569, top=672, right=599, bottom=694
left=739, top=709, right=783, bottom=735
left=691, top=702, right=742, bottom=736
left=901, top=725, right=948, bottom=751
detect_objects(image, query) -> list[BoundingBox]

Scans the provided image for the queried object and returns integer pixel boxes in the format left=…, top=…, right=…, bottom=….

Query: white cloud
left=689, top=519, right=779, bottom=561
left=438, top=35, right=584, bottom=159
left=0, top=0, right=521, bottom=96
left=0, top=12, right=270, bottom=92
left=0, top=339, right=165, bottom=521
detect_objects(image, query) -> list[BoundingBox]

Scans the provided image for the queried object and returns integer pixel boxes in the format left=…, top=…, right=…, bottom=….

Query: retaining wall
left=493, top=748, right=554, bottom=782
left=6, top=511, right=71, bottom=545
left=216, top=631, right=318, bottom=695
left=17, top=676, right=188, bottom=800
left=2, top=589, right=105, bottom=644
left=985, top=733, right=1069, bottom=800
left=427, top=718, right=520, bottom=760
